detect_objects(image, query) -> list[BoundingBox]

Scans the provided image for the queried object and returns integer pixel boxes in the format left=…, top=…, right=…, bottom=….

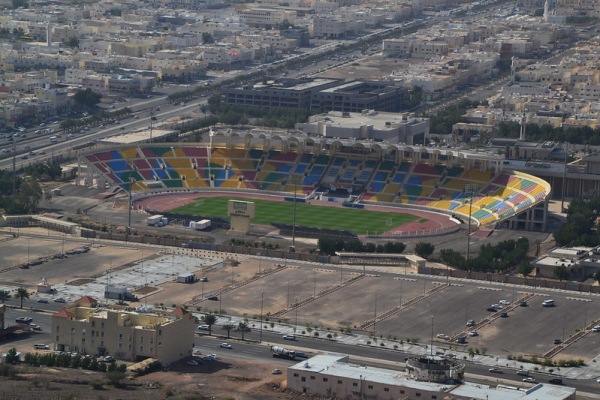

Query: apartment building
left=238, top=8, right=296, bottom=27
left=52, top=296, right=196, bottom=365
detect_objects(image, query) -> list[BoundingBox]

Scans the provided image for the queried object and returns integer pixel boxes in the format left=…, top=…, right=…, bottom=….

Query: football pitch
left=171, top=196, right=422, bottom=234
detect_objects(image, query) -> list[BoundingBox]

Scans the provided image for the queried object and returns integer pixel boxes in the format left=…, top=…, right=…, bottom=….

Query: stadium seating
left=83, top=145, right=550, bottom=227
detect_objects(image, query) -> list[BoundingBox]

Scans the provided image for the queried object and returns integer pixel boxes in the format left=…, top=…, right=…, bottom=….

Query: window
left=119, top=333, right=123, bottom=340
left=301, top=377, right=306, bottom=382
left=353, top=383, right=358, bottom=387
left=368, top=385, right=373, bottom=389
left=323, top=378, right=328, bottom=382
left=432, top=396, right=437, bottom=399
left=400, top=390, right=405, bottom=394
left=337, top=380, right=342, bottom=384
left=293, top=373, right=298, bottom=377
left=92, top=321, right=95, bottom=327
left=82, top=329, right=86, bottom=336
left=140, top=346, right=143, bottom=352
left=310, top=376, right=315, bottom=380
left=416, top=393, right=421, bottom=397
left=100, top=332, right=104, bottom=338
left=384, top=388, right=389, bottom=392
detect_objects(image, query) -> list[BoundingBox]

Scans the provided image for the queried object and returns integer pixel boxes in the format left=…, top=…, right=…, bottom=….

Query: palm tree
left=0, top=290, right=11, bottom=303
left=222, top=323, right=235, bottom=339
left=202, top=314, right=217, bottom=336
left=16, top=287, right=29, bottom=309
left=237, top=321, right=250, bottom=341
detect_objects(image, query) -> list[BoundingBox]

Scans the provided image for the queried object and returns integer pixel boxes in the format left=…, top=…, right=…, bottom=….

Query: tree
left=0, top=290, right=11, bottom=303
left=517, top=260, right=533, bottom=277
left=65, top=37, right=79, bottom=48
left=73, top=88, right=101, bottom=109
left=16, top=287, right=29, bottom=308
left=222, top=323, right=235, bottom=338
left=202, top=313, right=217, bottom=336
left=16, top=176, right=43, bottom=213
left=5, top=348, right=18, bottom=364
left=554, top=265, right=569, bottom=281
left=237, top=321, right=250, bottom=340
left=202, top=32, right=214, bottom=44
left=414, top=242, right=435, bottom=259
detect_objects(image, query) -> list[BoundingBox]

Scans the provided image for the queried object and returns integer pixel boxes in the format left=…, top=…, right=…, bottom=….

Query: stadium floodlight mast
left=290, top=174, right=303, bottom=252
left=465, top=184, right=479, bottom=261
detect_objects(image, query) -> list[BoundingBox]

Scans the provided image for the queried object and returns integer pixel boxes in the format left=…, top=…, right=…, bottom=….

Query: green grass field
left=171, top=196, right=421, bottom=234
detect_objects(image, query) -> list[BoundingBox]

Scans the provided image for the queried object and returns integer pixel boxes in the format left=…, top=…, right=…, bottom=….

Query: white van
left=49, top=136, right=58, bottom=143
left=542, top=299, right=554, bottom=307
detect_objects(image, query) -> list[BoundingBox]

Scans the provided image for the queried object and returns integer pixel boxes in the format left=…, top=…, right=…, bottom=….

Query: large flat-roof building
left=287, top=354, right=576, bottom=400
left=51, top=296, right=195, bottom=365
left=222, top=78, right=408, bottom=112
left=302, top=110, right=429, bottom=145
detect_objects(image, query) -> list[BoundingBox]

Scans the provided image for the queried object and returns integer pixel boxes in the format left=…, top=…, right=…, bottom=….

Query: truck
left=189, top=219, right=211, bottom=230
left=147, top=215, right=168, bottom=227
left=271, top=346, right=296, bottom=360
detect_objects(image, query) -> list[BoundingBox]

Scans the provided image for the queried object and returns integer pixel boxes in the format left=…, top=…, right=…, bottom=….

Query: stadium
left=78, top=128, right=551, bottom=237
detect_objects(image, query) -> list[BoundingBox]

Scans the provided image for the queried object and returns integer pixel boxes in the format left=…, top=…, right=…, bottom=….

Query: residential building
left=52, top=296, right=196, bottom=365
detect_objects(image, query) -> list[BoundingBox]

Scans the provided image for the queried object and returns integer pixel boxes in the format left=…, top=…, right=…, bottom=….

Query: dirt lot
left=0, top=359, right=309, bottom=400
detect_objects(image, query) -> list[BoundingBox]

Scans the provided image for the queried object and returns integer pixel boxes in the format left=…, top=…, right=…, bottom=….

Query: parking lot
left=1, top=232, right=600, bottom=362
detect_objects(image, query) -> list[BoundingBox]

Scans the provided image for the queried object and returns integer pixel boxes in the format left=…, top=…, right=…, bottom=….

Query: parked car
left=523, top=377, right=536, bottom=383
left=207, top=296, right=218, bottom=301
left=54, top=298, right=66, bottom=303
left=37, top=298, right=49, bottom=303
left=592, top=326, right=600, bottom=332
left=468, top=331, right=478, bottom=337
left=272, top=369, right=282, bottom=375
left=549, top=378, right=563, bottom=385
left=542, top=299, right=555, bottom=307
left=200, top=277, right=208, bottom=282
left=283, top=335, right=297, bottom=341
left=489, top=368, right=502, bottom=373
left=436, top=334, right=449, bottom=340
left=466, top=319, right=475, bottom=327
left=16, top=317, right=33, bottom=324
left=33, top=344, right=49, bottom=350
left=220, top=343, right=232, bottom=349
left=499, top=300, right=510, bottom=305
left=198, top=325, right=210, bottom=331
left=553, top=338, right=562, bottom=344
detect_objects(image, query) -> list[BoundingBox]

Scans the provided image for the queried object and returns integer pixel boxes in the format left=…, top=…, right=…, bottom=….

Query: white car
left=436, top=334, right=450, bottom=340
left=220, top=343, right=232, bottom=349
left=499, top=300, right=510, bottom=305
left=523, top=377, right=536, bottom=383
left=468, top=331, right=478, bottom=337
left=592, top=326, right=600, bottom=332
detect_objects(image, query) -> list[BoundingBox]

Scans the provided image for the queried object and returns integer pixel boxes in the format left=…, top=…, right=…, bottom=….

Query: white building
left=287, top=354, right=576, bottom=400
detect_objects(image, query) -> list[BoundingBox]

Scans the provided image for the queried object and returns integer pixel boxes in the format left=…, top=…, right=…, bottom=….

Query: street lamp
left=561, top=142, right=568, bottom=213
left=259, top=291, right=264, bottom=343
left=465, top=184, right=479, bottom=261
left=290, top=174, right=303, bottom=252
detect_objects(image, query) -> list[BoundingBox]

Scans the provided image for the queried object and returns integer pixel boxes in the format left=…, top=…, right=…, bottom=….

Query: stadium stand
left=81, top=142, right=551, bottom=230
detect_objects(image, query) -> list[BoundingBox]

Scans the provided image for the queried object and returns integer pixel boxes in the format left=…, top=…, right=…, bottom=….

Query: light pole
left=290, top=174, right=302, bottom=251
left=294, top=298, right=298, bottom=333
left=259, top=291, right=264, bottom=343
left=127, top=174, right=134, bottom=243
left=561, top=142, right=568, bottom=212
left=465, top=184, right=479, bottom=261
left=430, top=315, right=434, bottom=356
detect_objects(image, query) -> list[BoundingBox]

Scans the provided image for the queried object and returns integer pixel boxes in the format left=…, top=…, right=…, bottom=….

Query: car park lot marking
left=566, top=297, right=593, bottom=302
left=477, top=287, right=502, bottom=291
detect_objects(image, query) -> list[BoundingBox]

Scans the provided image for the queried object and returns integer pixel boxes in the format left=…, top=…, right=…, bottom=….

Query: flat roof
left=99, top=129, right=177, bottom=145
left=291, top=355, right=575, bottom=400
